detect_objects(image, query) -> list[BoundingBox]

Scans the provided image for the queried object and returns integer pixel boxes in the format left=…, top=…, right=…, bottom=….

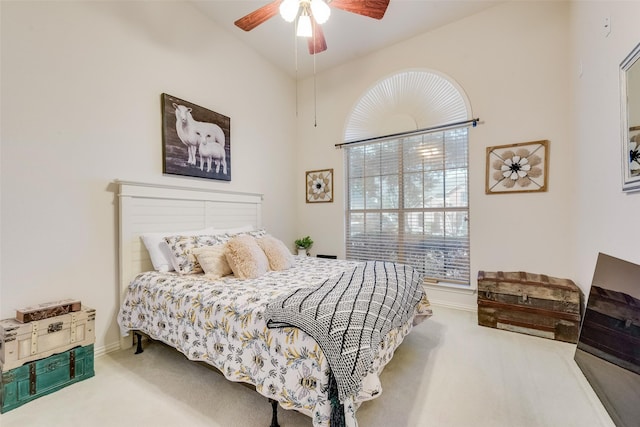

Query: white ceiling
left=191, top=0, right=502, bottom=79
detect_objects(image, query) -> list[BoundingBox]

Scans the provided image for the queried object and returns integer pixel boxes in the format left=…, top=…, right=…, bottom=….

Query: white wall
left=570, top=1, right=640, bottom=289
left=295, top=1, right=574, bottom=308
left=0, top=1, right=297, bottom=354
left=4, top=0, right=640, bottom=352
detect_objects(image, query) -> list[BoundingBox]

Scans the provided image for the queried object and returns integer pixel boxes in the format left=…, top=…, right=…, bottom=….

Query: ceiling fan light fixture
left=296, top=13, right=313, bottom=37
left=279, top=0, right=299, bottom=23
left=310, top=0, right=330, bottom=24
left=235, top=0, right=390, bottom=54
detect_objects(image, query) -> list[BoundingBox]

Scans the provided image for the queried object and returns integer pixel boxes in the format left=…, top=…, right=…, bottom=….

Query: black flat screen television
left=574, top=253, right=640, bottom=427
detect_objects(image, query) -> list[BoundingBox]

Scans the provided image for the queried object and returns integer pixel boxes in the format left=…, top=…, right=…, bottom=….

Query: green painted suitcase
left=0, top=344, right=94, bottom=413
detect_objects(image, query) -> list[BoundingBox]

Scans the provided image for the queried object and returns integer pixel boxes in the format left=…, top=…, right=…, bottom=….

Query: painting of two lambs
left=162, top=93, right=231, bottom=181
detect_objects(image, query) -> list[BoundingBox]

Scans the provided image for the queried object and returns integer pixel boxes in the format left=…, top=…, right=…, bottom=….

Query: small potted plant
left=294, top=236, right=313, bottom=256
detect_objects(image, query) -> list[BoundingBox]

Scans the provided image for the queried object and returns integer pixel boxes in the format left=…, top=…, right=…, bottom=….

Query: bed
left=115, top=180, right=432, bottom=427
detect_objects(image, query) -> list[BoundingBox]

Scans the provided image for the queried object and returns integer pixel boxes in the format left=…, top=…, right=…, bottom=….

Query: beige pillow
left=225, top=235, right=269, bottom=279
left=164, top=234, right=228, bottom=274
left=257, top=235, right=295, bottom=271
left=192, top=245, right=232, bottom=279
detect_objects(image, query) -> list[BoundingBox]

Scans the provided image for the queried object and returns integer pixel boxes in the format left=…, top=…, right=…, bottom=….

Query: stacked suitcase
left=0, top=300, right=95, bottom=413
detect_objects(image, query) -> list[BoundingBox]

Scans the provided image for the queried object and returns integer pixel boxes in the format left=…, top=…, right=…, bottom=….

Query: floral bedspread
left=117, top=256, right=432, bottom=427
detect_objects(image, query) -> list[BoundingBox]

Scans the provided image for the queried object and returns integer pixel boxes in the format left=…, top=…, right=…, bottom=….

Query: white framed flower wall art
left=306, top=168, right=333, bottom=203
left=486, top=140, right=549, bottom=194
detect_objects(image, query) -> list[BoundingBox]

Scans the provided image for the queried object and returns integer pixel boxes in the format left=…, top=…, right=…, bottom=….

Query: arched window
left=343, top=70, right=472, bottom=285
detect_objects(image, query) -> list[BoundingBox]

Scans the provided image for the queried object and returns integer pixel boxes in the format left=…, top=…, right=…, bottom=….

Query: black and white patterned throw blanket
left=265, top=261, right=425, bottom=403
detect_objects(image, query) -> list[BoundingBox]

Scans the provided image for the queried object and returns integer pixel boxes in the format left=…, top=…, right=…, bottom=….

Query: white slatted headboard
left=117, top=180, right=263, bottom=346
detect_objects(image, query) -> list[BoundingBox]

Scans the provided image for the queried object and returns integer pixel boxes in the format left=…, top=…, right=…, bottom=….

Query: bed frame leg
left=134, top=332, right=144, bottom=354
left=268, top=398, right=279, bottom=427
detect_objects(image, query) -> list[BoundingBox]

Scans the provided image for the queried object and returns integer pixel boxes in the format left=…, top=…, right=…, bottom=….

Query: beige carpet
left=0, top=306, right=615, bottom=427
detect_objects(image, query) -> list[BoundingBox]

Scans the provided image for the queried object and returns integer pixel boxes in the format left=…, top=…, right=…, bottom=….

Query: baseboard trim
left=429, top=299, right=477, bottom=312
left=422, top=283, right=477, bottom=312
left=94, top=341, right=121, bottom=358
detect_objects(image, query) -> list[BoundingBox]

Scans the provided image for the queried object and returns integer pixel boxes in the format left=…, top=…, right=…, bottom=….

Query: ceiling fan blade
left=234, top=0, right=282, bottom=32
left=308, top=21, right=327, bottom=55
left=329, top=0, right=390, bottom=20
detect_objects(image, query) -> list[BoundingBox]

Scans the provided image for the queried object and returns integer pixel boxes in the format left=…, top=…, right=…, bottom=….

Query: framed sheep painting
left=161, top=93, right=231, bottom=181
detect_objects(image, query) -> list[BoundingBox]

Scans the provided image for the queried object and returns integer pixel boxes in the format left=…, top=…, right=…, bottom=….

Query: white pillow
left=222, top=225, right=255, bottom=235
left=140, top=227, right=217, bottom=272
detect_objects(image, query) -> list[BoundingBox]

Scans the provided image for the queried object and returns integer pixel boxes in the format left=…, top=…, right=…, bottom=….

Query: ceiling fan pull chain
left=314, top=71, right=317, bottom=127
left=313, top=27, right=317, bottom=128
left=294, top=21, right=299, bottom=117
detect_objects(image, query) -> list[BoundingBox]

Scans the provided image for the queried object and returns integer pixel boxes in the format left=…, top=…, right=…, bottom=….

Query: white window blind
left=345, top=127, right=470, bottom=284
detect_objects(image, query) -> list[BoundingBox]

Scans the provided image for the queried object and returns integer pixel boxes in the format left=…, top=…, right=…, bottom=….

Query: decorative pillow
left=247, top=228, right=267, bottom=239
left=192, top=245, right=232, bottom=280
left=225, top=235, right=270, bottom=279
left=224, top=227, right=267, bottom=239
left=257, top=235, right=295, bottom=271
left=140, top=227, right=216, bottom=272
left=164, top=234, right=228, bottom=275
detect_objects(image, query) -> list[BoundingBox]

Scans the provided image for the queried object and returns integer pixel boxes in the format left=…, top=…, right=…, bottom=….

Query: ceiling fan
left=234, top=0, right=390, bottom=55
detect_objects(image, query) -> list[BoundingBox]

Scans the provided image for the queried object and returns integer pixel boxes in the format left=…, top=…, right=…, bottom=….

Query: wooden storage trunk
left=0, top=306, right=95, bottom=371
left=477, top=271, right=581, bottom=343
left=1, top=344, right=94, bottom=413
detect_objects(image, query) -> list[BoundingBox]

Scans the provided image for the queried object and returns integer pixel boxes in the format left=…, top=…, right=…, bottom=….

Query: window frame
left=344, top=125, right=471, bottom=286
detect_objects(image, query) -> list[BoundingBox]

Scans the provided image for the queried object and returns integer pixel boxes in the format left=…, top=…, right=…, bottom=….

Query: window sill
left=423, top=281, right=476, bottom=295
